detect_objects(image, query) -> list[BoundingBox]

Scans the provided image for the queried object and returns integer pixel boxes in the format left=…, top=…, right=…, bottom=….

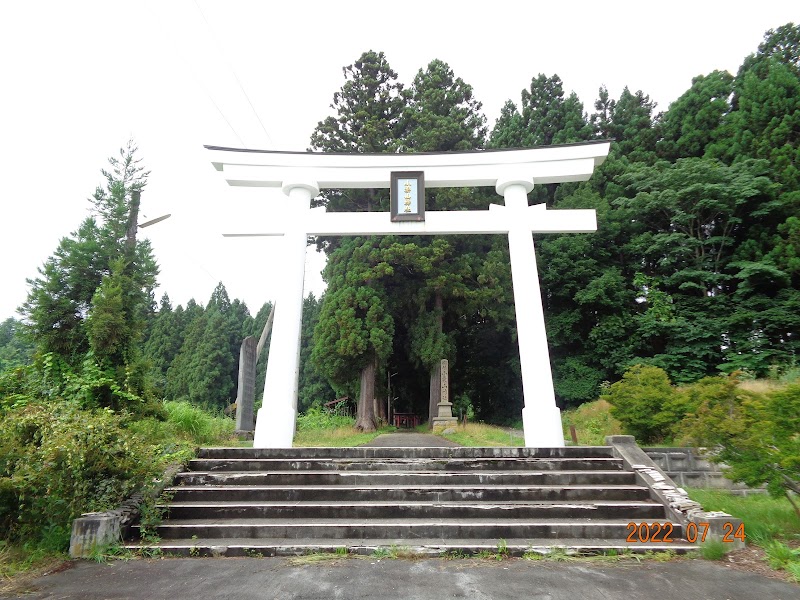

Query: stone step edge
left=196, top=448, right=617, bottom=459
left=158, top=500, right=664, bottom=508
left=123, top=538, right=697, bottom=558
left=188, top=457, right=623, bottom=464
left=136, top=518, right=682, bottom=527
left=165, top=484, right=649, bottom=492
left=179, top=469, right=631, bottom=476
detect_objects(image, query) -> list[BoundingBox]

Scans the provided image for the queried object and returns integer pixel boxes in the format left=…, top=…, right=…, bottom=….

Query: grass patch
left=687, top=488, right=800, bottom=580
left=288, top=552, right=349, bottom=565
left=439, top=422, right=524, bottom=447
left=0, top=543, right=69, bottom=596
left=686, top=489, right=800, bottom=542
left=127, top=400, right=238, bottom=447
left=699, top=540, right=727, bottom=560
left=293, top=408, right=395, bottom=447
left=561, top=399, right=623, bottom=445
left=293, top=425, right=394, bottom=447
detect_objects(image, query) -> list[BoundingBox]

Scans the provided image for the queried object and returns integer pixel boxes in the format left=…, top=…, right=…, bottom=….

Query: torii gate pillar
left=498, top=177, right=563, bottom=447
left=253, top=181, right=319, bottom=449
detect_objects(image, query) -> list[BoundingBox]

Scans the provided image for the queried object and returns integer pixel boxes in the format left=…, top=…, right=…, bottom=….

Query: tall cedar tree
left=310, top=51, right=403, bottom=430
left=397, top=59, right=495, bottom=423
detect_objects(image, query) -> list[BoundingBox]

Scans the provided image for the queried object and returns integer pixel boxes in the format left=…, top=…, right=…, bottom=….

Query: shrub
left=600, top=365, right=687, bottom=443
left=0, top=401, right=161, bottom=549
left=686, top=382, right=800, bottom=513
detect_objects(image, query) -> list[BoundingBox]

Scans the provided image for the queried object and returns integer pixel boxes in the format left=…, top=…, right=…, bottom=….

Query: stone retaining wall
left=642, top=447, right=761, bottom=494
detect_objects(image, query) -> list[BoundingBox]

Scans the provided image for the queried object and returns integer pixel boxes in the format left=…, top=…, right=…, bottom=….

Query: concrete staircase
left=125, top=446, right=696, bottom=556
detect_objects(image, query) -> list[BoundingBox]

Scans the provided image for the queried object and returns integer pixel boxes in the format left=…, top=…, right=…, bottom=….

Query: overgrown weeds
left=561, top=399, right=623, bottom=445
left=688, top=489, right=800, bottom=580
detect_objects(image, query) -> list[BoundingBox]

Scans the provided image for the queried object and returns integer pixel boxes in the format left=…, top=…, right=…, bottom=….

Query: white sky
left=0, top=0, right=797, bottom=320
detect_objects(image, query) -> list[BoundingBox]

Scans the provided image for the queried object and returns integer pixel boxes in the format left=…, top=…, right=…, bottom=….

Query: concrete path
left=3, top=557, right=797, bottom=600
left=360, top=431, right=460, bottom=447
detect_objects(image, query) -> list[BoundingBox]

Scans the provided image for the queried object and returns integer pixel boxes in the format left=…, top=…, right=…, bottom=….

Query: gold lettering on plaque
left=403, top=180, right=412, bottom=212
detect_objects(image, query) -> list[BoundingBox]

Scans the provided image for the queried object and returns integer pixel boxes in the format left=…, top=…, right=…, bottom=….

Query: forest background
left=1, top=23, right=798, bottom=431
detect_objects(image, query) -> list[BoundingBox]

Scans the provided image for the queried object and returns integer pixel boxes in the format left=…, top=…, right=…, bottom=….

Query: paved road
left=3, top=556, right=797, bottom=600
left=360, top=432, right=460, bottom=447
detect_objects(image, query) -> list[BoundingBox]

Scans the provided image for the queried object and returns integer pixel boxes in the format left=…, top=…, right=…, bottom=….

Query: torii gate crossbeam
left=207, top=142, right=611, bottom=448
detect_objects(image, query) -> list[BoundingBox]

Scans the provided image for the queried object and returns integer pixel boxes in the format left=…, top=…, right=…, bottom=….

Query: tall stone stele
left=431, top=359, right=458, bottom=433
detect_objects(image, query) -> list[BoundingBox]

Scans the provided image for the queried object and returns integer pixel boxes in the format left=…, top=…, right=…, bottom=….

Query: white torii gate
left=206, top=141, right=610, bottom=449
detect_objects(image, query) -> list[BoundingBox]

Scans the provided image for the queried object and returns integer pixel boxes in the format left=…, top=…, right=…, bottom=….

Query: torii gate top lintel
left=205, top=141, right=611, bottom=190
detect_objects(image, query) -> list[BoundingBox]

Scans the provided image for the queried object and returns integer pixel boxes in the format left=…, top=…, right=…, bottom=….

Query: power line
left=192, top=0, right=275, bottom=149
left=144, top=2, right=247, bottom=148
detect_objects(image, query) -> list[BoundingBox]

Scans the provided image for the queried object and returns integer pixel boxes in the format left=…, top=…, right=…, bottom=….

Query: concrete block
left=69, top=513, right=121, bottom=558
left=667, top=452, right=690, bottom=471
left=692, top=458, right=715, bottom=472
left=679, top=472, right=707, bottom=487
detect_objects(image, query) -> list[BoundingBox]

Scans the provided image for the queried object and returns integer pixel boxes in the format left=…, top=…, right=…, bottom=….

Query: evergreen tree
left=312, top=238, right=395, bottom=431
left=165, top=283, right=251, bottom=408
left=489, top=73, right=591, bottom=149
left=658, top=71, right=733, bottom=161
left=400, top=59, right=487, bottom=152
left=0, top=318, right=33, bottom=372
left=20, top=141, right=158, bottom=401
left=309, top=50, right=405, bottom=430
left=298, top=293, right=335, bottom=412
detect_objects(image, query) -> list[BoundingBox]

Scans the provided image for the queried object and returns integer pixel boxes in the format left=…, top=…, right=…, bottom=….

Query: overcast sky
left=1, top=1, right=796, bottom=320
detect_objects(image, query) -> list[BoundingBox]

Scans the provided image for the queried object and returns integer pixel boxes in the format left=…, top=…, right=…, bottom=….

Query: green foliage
left=298, top=294, right=335, bottom=412
left=490, top=73, right=591, bottom=149
left=165, top=283, right=251, bottom=409
left=0, top=318, right=33, bottom=373
left=699, top=539, right=727, bottom=560
left=0, top=400, right=161, bottom=548
left=296, top=407, right=357, bottom=432
left=312, top=237, right=395, bottom=387
left=600, top=365, right=689, bottom=443
left=19, top=141, right=158, bottom=407
left=400, top=59, right=486, bottom=152
left=685, top=381, right=800, bottom=504
left=658, top=71, right=733, bottom=160
left=561, top=400, right=622, bottom=445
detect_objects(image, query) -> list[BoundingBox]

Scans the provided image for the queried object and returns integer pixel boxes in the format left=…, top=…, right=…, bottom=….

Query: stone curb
left=606, top=435, right=745, bottom=550
left=69, top=462, right=183, bottom=558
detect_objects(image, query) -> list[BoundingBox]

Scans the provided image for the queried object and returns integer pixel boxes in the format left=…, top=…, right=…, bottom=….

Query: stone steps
left=160, top=500, right=667, bottom=520
left=124, top=537, right=698, bottom=558
left=187, top=457, right=623, bottom=472
left=165, top=484, right=653, bottom=503
left=126, top=445, right=689, bottom=556
left=175, top=470, right=635, bottom=486
left=196, top=447, right=617, bottom=459
left=138, top=517, right=683, bottom=541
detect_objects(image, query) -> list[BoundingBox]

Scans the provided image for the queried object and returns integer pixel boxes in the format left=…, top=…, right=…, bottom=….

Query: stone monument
left=431, top=359, right=458, bottom=433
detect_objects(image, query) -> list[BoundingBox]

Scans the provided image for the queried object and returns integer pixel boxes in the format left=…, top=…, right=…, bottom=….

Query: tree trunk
left=428, top=293, right=444, bottom=427
left=356, top=356, right=378, bottom=432
left=374, top=373, right=387, bottom=425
